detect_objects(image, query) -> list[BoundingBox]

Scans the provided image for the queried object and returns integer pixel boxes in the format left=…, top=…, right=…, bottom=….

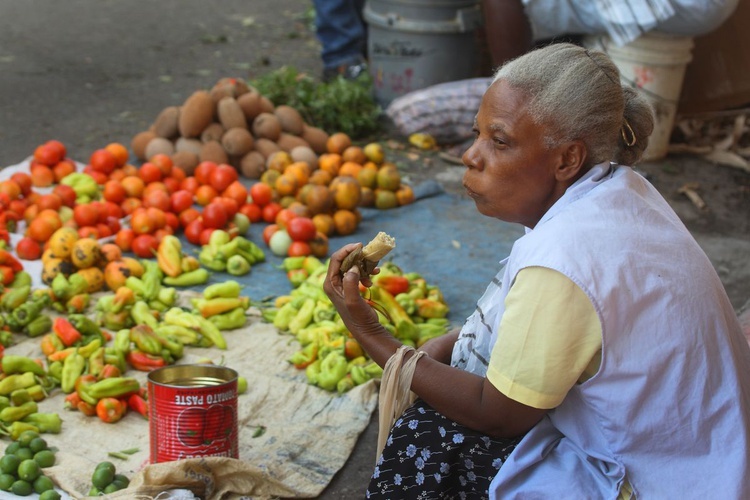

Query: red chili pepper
left=128, top=393, right=149, bottom=420
left=126, top=349, right=168, bottom=372
left=0, top=266, right=15, bottom=286
left=96, top=397, right=127, bottom=423
left=77, top=400, right=97, bottom=417
left=53, top=317, right=82, bottom=347
left=0, top=249, right=23, bottom=273
left=375, top=275, right=410, bottom=296
left=97, top=363, right=122, bottom=380
left=64, top=392, right=82, bottom=411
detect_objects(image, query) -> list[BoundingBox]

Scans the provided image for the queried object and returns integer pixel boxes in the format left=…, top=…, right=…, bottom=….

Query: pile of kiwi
left=131, top=77, right=330, bottom=180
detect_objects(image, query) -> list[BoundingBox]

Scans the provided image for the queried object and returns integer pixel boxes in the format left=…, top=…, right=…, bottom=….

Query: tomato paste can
left=148, top=364, right=239, bottom=463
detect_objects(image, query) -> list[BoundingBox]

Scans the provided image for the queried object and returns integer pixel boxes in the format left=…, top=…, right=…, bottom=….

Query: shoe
left=323, top=59, right=369, bottom=82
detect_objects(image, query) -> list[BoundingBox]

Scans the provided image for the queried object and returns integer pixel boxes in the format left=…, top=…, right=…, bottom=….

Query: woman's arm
left=324, top=244, right=547, bottom=438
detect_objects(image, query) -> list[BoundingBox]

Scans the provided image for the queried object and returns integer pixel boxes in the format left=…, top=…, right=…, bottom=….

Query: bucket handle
left=363, top=4, right=483, bottom=34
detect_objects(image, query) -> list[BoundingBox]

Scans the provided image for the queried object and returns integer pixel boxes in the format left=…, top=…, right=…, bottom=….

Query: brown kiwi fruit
left=178, top=90, right=216, bottom=138
left=254, top=137, right=282, bottom=159
left=200, top=140, right=229, bottom=164
left=171, top=151, right=200, bottom=175
left=221, top=127, right=255, bottom=157
left=301, top=124, right=330, bottom=155
left=217, top=97, right=247, bottom=130
left=200, top=122, right=225, bottom=143
left=276, top=132, right=310, bottom=152
left=153, top=106, right=181, bottom=139
left=252, top=112, right=282, bottom=141
left=240, top=151, right=266, bottom=179
left=144, top=137, right=175, bottom=160
left=274, top=105, right=305, bottom=135
left=131, top=130, right=157, bottom=161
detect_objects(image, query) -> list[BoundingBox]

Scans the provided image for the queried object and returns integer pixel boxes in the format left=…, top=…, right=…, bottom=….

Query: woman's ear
left=556, top=140, right=587, bottom=182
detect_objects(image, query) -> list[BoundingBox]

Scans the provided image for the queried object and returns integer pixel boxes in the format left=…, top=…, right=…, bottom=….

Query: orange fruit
left=121, top=197, right=143, bottom=216
left=312, top=213, right=335, bottom=236
left=330, top=176, right=362, bottom=210
left=396, top=184, right=415, bottom=206
left=105, top=142, right=129, bottom=167
left=27, top=217, right=56, bottom=243
left=0, top=180, right=22, bottom=200
left=266, top=151, right=293, bottom=173
left=341, top=145, right=367, bottom=165
left=332, top=209, right=358, bottom=236
left=121, top=176, right=145, bottom=198
left=274, top=173, right=299, bottom=197
left=131, top=210, right=156, bottom=235
left=284, top=162, right=310, bottom=186
left=318, top=153, right=342, bottom=176
left=30, top=165, right=55, bottom=187
left=308, top=169, right=333, bottom=186
left=357, top=167, right=378, bottom=189
left=103, top=180, right=127, bottom=204
left=326, top=132, right=352, bottom=154
left=338, top=161, right=363, bottom=178
left=195, top=184, right=218, bottom=206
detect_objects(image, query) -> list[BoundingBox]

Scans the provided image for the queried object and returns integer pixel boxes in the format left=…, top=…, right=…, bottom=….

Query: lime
left=34, top=450, right=56, bottom=468
left=113, top=473, right=130, bottom=487
left=39, top=490, right=62, bottom=500
left=91, top=465, right=114, bottom=490
left=17, top=459, right=41, bottom=482
left=33, top=474, right=55, bottom=494
left=103, top=482, right=122, bottom=493
left=0, top=454, right=20, bottom=475
left=95, top=460, right=116, bottom=473
left=10, top=479, right=33, bottom=496
left=17, top=430, right=39, bottom=447
left=14, top=447, right=33, bottom=462
left=0, top=473, right=15, bottom=491
left=28, top=437, right=47, bottom=454
left=4, top=442, right=21, bottom=456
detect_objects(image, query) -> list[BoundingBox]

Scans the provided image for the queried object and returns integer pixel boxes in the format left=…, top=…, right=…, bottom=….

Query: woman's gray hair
left=492, top=43, right=654, bottom=166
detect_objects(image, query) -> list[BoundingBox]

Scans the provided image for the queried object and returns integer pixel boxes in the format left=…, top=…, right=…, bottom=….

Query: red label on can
left=148, top=365, right=239, bottom=463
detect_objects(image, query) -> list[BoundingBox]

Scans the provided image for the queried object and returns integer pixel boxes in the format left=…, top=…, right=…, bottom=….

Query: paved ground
left=1, top=1, right=749, bottom=498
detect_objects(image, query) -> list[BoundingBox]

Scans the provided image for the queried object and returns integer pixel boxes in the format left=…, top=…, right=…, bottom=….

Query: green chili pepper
left=203, top=280, right=243, bottom=299
left=11, top=298, right=47, bottom=327
left=1, top=355, right=45, bottom=376
left=0, top=396, right=10, bottom=412
left=22, top=412, right=62, bottom=433
left=316, top=351, right=349, bottom=391
left=9, top=389, right=32, bottom=406
left=288, top=298, right=315, bottom=335
left=1, top=284, right=30, bottom=311
left=68, top=314, right=104, bottom=339
left=25, top=385, right=47, bottom=402
left=0, top=372, right=37, bottom=395
left=114, top=329, right=132, bottom=354
left=272, top=302, right=299, bottom=331
left=0, top=400, right=38, bottom=423
left=87, top=377, right=141, bottom=399
left=208, top=307, right=247, bottom=330
left=125, top=276, right=148, bottom=298
left=24, top=315, right=52, bottom=338
left=140, top=260, right=163, bottom=301
left=88, top=347, right=106, bottom=378
left=61, top=351, right=86, bottom=393
left=305, top=359, right=322, bottom=385
left=47, top=361, right=63, bottom=382
left=9, top=270, right=32, bottom=289
left=153, top=331, right=184, bottom=358
left=131, top=301, right=159, bottom=329
left=157, top=287, right=177, bottom=306
left=103, top=348, right=128, bottom=374
left=129, top=325, right=163, bottom=356
left=6, top=421, right=39, bottom=440
left=162, top=268, right=210, bottom=287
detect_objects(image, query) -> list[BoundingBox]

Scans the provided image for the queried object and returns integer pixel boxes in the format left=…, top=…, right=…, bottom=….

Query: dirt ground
left=1, top=0, right=749, bottom=497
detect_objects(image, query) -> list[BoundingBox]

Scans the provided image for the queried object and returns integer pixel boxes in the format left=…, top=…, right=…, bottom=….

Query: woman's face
left=462, top=79, right=569, bottom=228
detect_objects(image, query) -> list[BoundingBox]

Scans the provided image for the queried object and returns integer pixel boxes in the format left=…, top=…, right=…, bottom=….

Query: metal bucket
left=148, top=364, right=239, bottom=463
left=364, top=0, right=483, bottom=106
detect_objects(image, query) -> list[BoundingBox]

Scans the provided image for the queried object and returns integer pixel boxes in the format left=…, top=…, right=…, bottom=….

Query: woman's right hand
left=323, top=243, right=382, bottom=338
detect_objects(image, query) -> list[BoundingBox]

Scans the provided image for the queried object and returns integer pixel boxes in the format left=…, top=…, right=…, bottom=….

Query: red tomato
left=164, top=212, right=180, bottom=231
left=209, top=164, right=239, bottom=193
left=89, top=148, right=117, bottom=174
left=261, top=202, right=282, bottom=224
left=114, top=228, right=136, bottom=252
left=239, top=202, right=263, bottom=223
left=286, top=216, right=317, bottom=242
left=199, top=228, right=216, bottom=246
left=202, top=203, right=228, bottom=229
left=249, top=182, right=273, bottom=207
left=262, top=224, right=279, bottom=246
left=194, top=161, right=218, bottom=185
left=170, top=190, right=194, bottom=214
left=216, top=197, right=238, bottom=219
left=105, top=216, right=122, bottom=234
left=178, top=208, right=201, bottom=228
left=274, top=208, right=298, bottom=229
left=184, top=219, right=204, bottom=245
left=53, top=184, right=77, bottom=207
left=15, top=237, right=42, bottom=260
left=131, top=234, right=159, bottom=258
left=287, top=241, right=312, bottom=257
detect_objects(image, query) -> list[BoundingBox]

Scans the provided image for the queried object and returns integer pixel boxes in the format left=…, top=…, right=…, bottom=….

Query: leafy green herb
left=252, top=425, right=266, bottom=438
left=251, top=66, right=382, bottom=139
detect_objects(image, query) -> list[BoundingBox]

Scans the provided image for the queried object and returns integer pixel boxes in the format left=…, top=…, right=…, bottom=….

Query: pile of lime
left=89, top=460, right=129, bottom=495
left=0, top=430, right=60, bottom=499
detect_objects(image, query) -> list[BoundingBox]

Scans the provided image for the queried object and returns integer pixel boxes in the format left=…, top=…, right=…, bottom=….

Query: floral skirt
left=367, top=399, right=522, bottom=499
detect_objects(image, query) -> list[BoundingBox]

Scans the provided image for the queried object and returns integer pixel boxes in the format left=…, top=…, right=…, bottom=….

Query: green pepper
left=416, top=298, right=449, bottom=319
left=114, top=329, right=132, bottom=354
left=9, top=270, right=32, bottom=289
left=11, top=297, right=48, bottom=327
left=148, top=299, right=169, bottom=313
left=203, top=280, right=242, bottom=300
left=51, top=273, right=72, bottom=302
left=68, top=314, right=104, bottom=340
left=337, top=374, right=355, bottom=393
left=125, top=276, right=148, bottom=298
left=272, top=302, right=299, bottom=331
left=288, top=298, right=315, bottom=335
left=140, top=260, right=163, bottom=301
left=99, top=310, right=133, bottom=331
left=24, top=315, right=52, bottom=338
left=0, top=396, right=10, bottom=412
left=349, top=364, right=371, bottom=385
left=130, top=325, right=164, bottom=356
left=25, top=385, right=47, bottom=402
left=10, top=389, right=32, bottom=406
left=61, top=350, right=86, bottom=393
left=47, top=361, right=63, bottom=382
left=0, top=372, right=37, bottom=395
left=0, top=284, right=30, bottom=311
left=0, top=400, right=38, bottom=423
left=157, top=287, right=177, bottom=307
left=208, top=307, right=247, bottom=330
left=103, top=348, right=128, bottom=374
left=289, top=343, right=319, bottom=369
left=5, top=421, right=39, bottom=440
left=162, top=268, right=210, bottom=287
left=226, top=255, right=251, bottom=276
left=312, top=300, right=336, bottom=323
left=0, top=330, right=10, bottom=348
left=1, top=355, right=45, bottom=376
left=305, top=359, right=321, bottom=385
left=22, top=412, right=62, bottom=434
left=155, top=332, right=184, bottom=359
left=131, top=301, right=159, bottom=329
left=88, top=347, right=106, bottom=378
left=87, top=377, right=141, bottom=399
left=316, top=351, right=349, bottom=391
left=287, top=268, right=309, bottom=288
left=155, top=324, right=199, bottom=345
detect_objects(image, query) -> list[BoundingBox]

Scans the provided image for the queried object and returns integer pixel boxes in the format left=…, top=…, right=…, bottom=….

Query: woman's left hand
left=323, top=243, right=382, bottom=337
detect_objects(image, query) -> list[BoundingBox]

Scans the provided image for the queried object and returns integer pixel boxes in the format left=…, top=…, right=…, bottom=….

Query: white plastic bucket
left=363, top=0, right=483, bottom=106
left=584, top=33, right=694, bottom=161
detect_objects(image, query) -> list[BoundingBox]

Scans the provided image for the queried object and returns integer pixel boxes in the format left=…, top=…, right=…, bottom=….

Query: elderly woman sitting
left=324, top=42, right=750, bottom=499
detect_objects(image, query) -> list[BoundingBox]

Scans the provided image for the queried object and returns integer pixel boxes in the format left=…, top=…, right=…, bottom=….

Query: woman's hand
left=323, top=243, right=382, bottom=337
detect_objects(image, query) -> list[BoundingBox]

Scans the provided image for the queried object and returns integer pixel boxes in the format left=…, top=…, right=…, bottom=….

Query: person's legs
left=480, top=0, right=533, bottom=69
left=312, top=0, right=368, bottom=80
left=367, top=399, right=521, bottom=499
